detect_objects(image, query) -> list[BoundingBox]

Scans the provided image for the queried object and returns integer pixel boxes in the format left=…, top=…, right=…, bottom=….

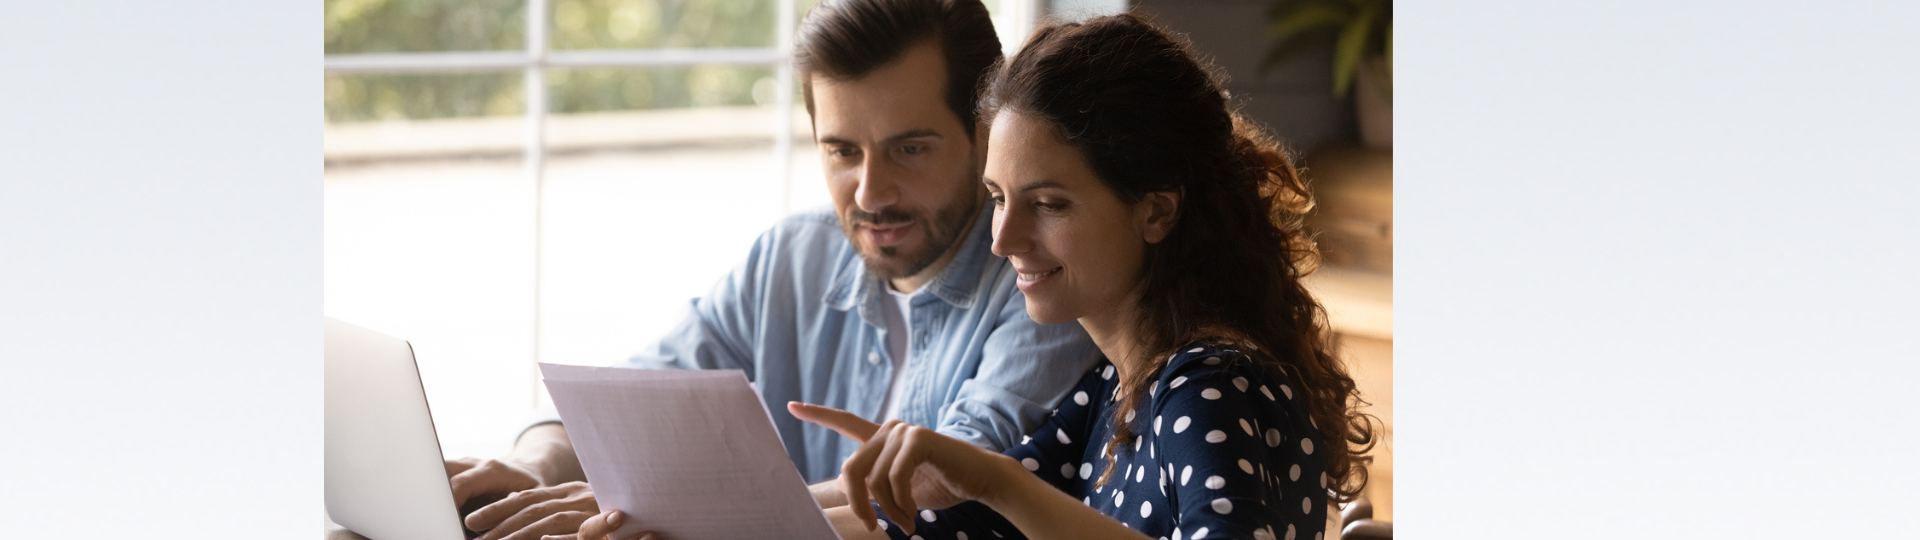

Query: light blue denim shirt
left=537, top=205, right=1099, bottom=484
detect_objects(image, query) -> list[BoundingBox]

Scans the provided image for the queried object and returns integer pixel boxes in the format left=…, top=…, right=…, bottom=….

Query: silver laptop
left=325, top=317, right=472, bottom=540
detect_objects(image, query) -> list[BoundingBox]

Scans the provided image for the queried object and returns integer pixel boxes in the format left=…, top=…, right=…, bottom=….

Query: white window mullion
left=527, top=0, right=550, bottom=408
left=776, top=0, right=797, bottom=212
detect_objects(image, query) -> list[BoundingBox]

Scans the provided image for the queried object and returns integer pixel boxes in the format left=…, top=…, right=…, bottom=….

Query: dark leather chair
left=1339, top=494, right=1393, bottom=540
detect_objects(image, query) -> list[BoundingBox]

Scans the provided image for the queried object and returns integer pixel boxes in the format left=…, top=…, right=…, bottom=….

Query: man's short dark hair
left=794, top=0, right=1003, bottom=138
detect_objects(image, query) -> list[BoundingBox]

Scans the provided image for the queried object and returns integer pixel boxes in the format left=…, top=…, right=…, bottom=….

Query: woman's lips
left=862, top=221, right=915, bottom=247
left=1014, top=266, right=1061, bottom=291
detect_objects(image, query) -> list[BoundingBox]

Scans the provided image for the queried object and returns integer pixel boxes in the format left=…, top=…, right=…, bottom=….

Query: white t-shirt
left=875, top=287, right=916, bottom=421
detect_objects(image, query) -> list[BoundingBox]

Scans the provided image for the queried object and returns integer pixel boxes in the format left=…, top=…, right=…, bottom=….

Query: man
left=443, top=1, right=1101, bottom=539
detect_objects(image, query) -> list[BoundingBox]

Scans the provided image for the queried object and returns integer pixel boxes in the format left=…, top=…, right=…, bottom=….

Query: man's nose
left=853, top=156, right=898, bottom=214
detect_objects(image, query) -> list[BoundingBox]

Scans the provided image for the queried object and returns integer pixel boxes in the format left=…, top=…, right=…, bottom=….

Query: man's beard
left=842, top=192, right=980, bottom=281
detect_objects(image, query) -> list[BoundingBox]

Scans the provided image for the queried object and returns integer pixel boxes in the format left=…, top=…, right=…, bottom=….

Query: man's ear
left=1137, top=189, right=1182, bottom=244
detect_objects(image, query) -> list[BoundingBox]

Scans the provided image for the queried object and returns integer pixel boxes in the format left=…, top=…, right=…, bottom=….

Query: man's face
left=811, top=41, right=987, bottom=285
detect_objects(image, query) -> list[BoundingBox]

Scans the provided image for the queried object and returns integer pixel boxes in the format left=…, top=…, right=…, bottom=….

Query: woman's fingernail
left=608, top=510, right=624, bottom=527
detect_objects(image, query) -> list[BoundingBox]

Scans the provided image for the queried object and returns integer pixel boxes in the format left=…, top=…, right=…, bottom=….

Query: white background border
left=4, top=0, right=1917, bottom=537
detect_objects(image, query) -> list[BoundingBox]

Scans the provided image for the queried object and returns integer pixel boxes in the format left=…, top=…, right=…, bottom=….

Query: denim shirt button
left=867, top=351, right=881, bottom=365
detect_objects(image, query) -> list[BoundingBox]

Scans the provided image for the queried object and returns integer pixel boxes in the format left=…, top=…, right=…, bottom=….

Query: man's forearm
left=508, top=423, right=585, bottom=486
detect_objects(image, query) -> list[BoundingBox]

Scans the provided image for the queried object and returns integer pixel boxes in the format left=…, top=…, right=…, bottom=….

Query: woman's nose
left=990, top=206, right=1030, bottom=258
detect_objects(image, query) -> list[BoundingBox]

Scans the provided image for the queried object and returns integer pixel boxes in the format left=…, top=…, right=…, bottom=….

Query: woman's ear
left=1137, top=189, right=1182, bottom=244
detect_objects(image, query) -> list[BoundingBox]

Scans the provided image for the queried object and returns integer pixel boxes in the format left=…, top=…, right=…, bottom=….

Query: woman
left=573, top=13, right=1372, bottom=540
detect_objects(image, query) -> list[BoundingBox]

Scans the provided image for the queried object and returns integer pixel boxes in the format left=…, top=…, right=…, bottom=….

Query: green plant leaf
left=1331, top=3, right=1378, bottom=98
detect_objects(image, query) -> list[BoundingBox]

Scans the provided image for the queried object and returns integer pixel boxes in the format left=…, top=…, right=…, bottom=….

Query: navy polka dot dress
left=872, top=343, right=1329, bottom=540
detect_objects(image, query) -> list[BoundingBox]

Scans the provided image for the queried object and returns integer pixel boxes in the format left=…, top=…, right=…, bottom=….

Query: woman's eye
left=988, top=193, right=1006, bottom=207
left=1036, top=200, right=1069, bottom=212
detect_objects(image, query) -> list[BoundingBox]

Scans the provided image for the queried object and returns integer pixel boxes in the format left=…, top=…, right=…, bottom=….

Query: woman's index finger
left=788, top=401, right=880, bottom=443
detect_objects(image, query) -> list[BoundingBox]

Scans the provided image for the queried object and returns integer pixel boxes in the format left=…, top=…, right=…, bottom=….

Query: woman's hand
left=550, top=509, right=657, bottom=540
left=788, top=402, right=1017, bottom=535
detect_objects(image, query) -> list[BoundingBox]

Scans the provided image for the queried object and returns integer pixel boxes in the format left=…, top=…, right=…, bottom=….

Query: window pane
left=551, top=0, right=774, bottom=50
left=549, top=65, right=774, bottom=113
left=326, top=0, right=526, bottom=54
left=536, top=67, right=786, bottom=369
left=326, top=72, right=524, bottom=124
left=326, top=71, right=531, bottom=459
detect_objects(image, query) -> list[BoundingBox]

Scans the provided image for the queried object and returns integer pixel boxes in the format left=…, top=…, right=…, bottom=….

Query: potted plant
left=1263, top=0, right=1392, bottom=150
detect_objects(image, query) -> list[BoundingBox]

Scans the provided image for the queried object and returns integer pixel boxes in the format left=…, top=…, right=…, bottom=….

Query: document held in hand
left=539, top=363, right=839, bottom=540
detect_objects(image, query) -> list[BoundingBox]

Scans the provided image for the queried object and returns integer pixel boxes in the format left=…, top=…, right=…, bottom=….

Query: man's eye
left=900, top=145, right=926, bottom=155
left=829, top=147, right=858, bottom=158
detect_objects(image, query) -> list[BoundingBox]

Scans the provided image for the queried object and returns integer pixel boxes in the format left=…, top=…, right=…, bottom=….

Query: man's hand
left=463, top=481, right=600, bottom=540
left=446, top=457, right=544, bottom=509
left=441, top=423, right=591, bottom=539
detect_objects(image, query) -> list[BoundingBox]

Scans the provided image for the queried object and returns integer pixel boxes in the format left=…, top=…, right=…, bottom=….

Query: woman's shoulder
left=1149, top=341, right=1300, bottom=411
left=1157, top=342, right=1285, bottom=384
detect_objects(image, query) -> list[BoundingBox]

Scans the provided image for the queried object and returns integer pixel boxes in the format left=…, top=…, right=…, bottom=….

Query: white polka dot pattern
left=875, top=348, right=1324, bottom=540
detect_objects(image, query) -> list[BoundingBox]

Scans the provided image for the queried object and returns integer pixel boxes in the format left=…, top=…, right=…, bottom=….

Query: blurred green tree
left=325, top=0, right=790, bottom=123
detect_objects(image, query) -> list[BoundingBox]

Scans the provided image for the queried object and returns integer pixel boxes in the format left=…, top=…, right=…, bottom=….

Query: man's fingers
left=788, top=402, right=880, bottom=443
left=470, top=489, right=560, bottom=540
left=451, top=460, right=535, bottom=508
left=446, top=457, right=481, bottom=477
left=498, top=510, right=594, bottom=540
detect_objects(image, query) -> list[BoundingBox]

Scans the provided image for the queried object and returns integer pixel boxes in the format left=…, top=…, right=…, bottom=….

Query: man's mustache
left=847, top=208, right=917, bottom=226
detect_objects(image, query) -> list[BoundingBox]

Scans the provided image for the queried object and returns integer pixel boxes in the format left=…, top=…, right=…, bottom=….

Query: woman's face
left=983, top=111, right=1177, bottom=327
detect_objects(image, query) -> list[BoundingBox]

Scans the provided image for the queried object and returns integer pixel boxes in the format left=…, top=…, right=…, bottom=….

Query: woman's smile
left=1012, top=263, right=1062, bottom=291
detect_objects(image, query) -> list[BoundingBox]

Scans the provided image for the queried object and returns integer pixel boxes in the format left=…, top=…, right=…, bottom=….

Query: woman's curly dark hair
left=979, top=12, right=1376, bottom=503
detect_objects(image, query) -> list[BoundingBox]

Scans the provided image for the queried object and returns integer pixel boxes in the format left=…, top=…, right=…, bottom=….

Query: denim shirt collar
left=824, top=203, right=996, bottom=315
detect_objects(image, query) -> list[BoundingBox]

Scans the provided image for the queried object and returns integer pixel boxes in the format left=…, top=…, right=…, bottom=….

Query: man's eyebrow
left=817, top=129, right=941, bottom=148
left=881, top=129, right=942, bottom=145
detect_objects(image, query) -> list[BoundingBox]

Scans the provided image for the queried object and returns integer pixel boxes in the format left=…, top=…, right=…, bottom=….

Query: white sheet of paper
left=539, top=363, right=838, bottom=540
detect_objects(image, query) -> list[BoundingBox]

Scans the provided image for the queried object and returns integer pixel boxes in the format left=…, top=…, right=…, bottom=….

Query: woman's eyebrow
left=1018, top=179, right=1065, bottom=193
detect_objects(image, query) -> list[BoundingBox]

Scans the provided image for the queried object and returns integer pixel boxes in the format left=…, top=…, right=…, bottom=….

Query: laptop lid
left=325, top=317, right=466, bottom=540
